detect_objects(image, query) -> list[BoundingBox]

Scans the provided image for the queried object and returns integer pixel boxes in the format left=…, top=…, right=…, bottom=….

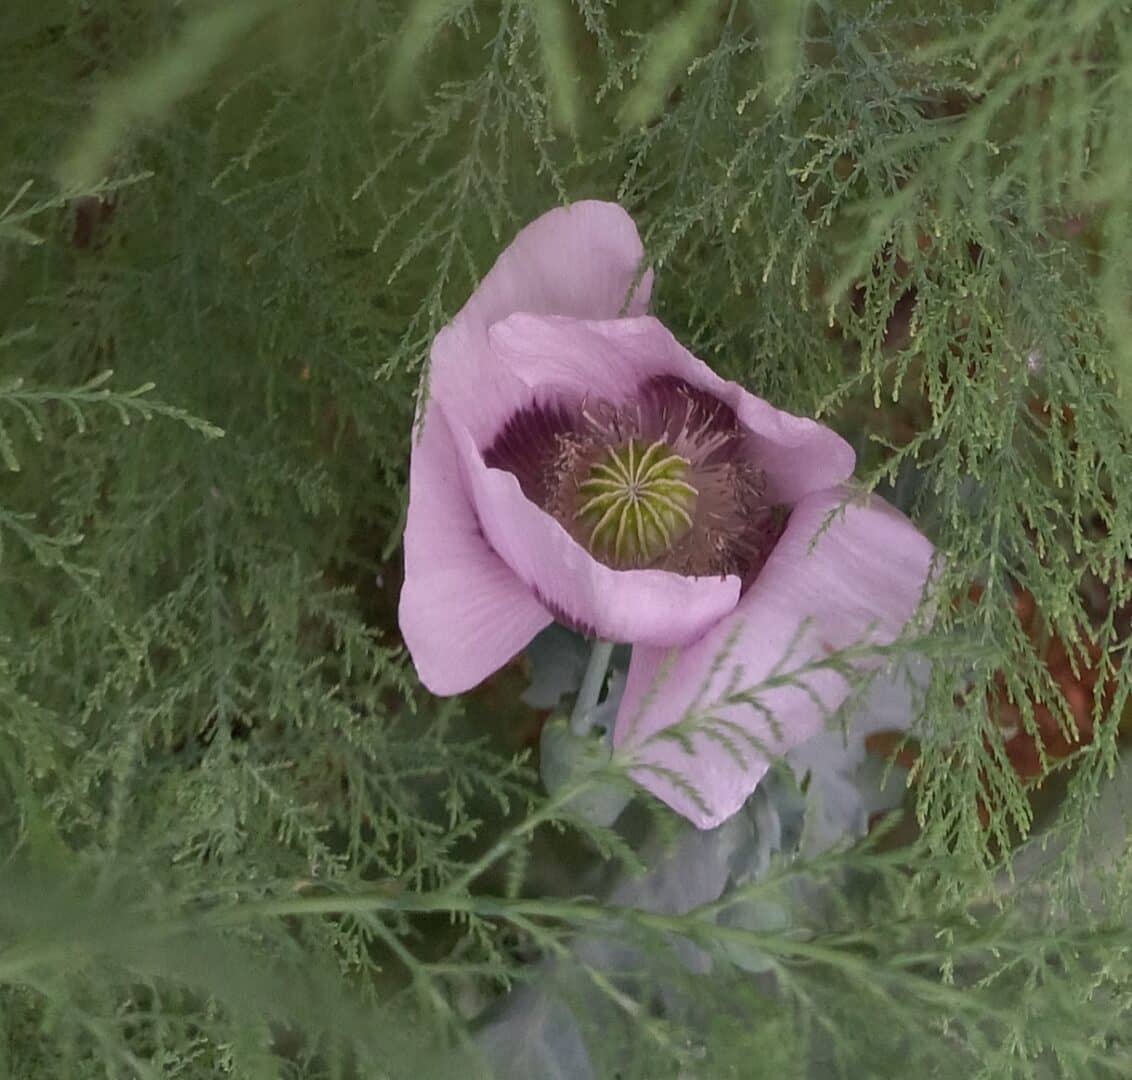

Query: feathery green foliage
left=2, top=0, right=1132, bottom=1076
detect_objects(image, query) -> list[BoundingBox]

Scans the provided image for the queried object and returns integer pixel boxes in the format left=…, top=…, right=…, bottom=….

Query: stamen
left=485, top=375, right=786, bottom=587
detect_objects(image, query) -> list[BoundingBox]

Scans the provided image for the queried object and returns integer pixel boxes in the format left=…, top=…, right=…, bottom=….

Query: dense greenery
left=2, top=1, right=1130, bottom=1075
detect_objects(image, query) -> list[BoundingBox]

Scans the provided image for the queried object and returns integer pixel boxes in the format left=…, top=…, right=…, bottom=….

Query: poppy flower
left=398, top=201, right=934, bottom=828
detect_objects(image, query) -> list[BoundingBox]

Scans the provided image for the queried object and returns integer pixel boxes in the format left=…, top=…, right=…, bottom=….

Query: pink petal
left=613, top=487, right=934, bottom=829
left=488, top=314, right=855, bottom=502
left=398, top=402, right=553, bottom=695
left=488, top=312, right=666, bottom=402
left=449, top=422, right=743, bottom=647
left=430, top=202, right=654, bottom=448
left=462, top=201, right=653, bottom=327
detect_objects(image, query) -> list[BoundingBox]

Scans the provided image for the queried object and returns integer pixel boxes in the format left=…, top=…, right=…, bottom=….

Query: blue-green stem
left=569, top=639, right=615, bottom=736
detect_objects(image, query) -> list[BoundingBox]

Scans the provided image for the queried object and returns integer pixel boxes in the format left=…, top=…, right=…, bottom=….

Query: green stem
left=569, top=639, right=615, bottom=736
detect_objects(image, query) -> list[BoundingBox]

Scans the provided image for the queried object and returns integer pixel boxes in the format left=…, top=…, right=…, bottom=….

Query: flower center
left=484, top=376, right=788, bottom=587
left=575, top=438, right=698, bottom=566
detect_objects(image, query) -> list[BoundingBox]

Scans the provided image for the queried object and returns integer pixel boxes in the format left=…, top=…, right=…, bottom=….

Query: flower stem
left=569, top=639, right=614, bottom=736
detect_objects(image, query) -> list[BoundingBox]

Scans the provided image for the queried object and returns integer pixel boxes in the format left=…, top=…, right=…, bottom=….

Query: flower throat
left=484, top=375, right=787, bottom=584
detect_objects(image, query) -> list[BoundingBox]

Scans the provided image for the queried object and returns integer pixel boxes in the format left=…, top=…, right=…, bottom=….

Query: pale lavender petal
left=429, top=319, right=532, bottom=454
left=462, top=201, right=653, bottom=327
left=399, top=403, right=553, bottom=695
left=487, top=312, right=664, bottom=403
left=430, top=202, right=654, bottom=448
left=488, top=314, right=855, bottom=502
left=449, top=422, right=742, bottom=646
left=613, top=487, right=934, bottom=829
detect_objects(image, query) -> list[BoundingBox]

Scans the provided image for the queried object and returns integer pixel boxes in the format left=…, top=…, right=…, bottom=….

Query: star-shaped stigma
left=575, top=438, right=699, bottom=567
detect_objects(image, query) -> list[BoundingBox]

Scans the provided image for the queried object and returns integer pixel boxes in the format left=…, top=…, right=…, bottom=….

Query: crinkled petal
left=488, top=314, right=855, bottom=502
left=430, top=202, right=654, bottom=448
left=449, top=423, right=742, bottom=646
left=398, top=403, right=553, bottom=695
left=613, top=487, right=934, bottom=829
